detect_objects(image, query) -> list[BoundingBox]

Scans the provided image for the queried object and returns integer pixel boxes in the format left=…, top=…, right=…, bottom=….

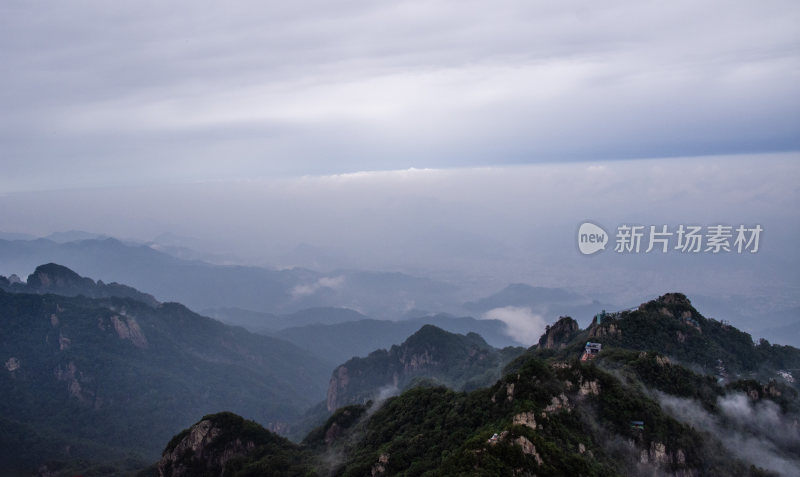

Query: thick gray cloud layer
left=658, top=392, right=800, bottom=476
left=1, top=1, right=798, bottom=191
left=2, top=153, right=798, bottom=311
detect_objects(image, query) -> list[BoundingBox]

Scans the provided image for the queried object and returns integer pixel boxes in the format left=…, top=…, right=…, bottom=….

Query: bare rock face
left=512, top=411, right=537, bottom=429
left=538, top=317, right=580, bottom=350
left=371, top=453, right=390, bottom=476
left=327, top=365, right=351, bottom=411
left=637, top=441, right=692, bottom=474
left=110, top=315, right=148, bottom=348
left=158, top=416, right=256, bottom=477
left=589, top=322, right=621, bottom=339
left=5, top=357, right=20, bottom=376
left=401, top=349, right=435, bottom=373
left=506, top=382, right=515, bottom=402
left=54, top=361, right=95, bottom=404
left=58, top=332, right=71, bottom=351
left=578, top=379, right=600, bottom=396
left=515, top=435, right=544, bottom=465
left=542, top=393, right=571, bottom=415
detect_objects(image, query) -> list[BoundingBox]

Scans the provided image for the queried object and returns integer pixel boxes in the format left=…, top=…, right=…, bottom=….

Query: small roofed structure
left=630, top=421, right=645, bottom=430
left=594, top=310, right=607, bottom=324
left=581, top=342, right=602, bottom=361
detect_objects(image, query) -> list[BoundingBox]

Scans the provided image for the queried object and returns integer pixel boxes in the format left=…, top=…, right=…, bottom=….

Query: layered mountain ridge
left=0, top=265, right=331, bottom=474
left=154, top=293, right=800, bottom=476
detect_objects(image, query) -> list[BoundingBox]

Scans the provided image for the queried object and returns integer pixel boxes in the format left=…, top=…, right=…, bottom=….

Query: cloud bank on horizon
left=1, top=0, right=798, bottom=192
left=1, top=153, right=797, bottom=308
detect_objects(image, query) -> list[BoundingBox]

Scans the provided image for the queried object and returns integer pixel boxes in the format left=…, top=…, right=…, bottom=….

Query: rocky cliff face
left=157, top=412, right=315, bottom=477
left=327, top=365, right=352, bottom=412
left=538, top=316, right=580, bottom=349
left=158, top=415, right=256, bottom=477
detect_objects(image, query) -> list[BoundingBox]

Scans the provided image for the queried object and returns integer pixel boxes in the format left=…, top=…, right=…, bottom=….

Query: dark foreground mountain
left=153, top=293, right=800, bottom=477
left=0, top=266, right=331, bottom=475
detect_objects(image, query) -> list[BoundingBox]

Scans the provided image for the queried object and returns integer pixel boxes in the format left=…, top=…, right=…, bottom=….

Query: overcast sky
left=1, top=0, right=798, bottom=192
left=0, top=1, right=798, bottom=314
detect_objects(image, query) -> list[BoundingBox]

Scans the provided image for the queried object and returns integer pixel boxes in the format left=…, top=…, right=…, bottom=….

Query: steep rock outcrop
left=538, top=316, right=580, bottom=349
left=158, top=412, right=315, bottom=477
left=158, top=413, right=261, bottom=477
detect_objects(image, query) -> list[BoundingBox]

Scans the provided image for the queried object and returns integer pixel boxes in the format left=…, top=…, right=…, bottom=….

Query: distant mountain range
left=202, top=306, right=371, bottom=334
left=273, top=314, right=519, bottom=366
left=3, top=234, right=796, bottom=348
left=0, top=237, right=458, bottom=318
left=204, top=304, right=519, bottom=365
left=464, top=283, right=588, bottom=311
left=0, top=235, right=620, bottom=326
